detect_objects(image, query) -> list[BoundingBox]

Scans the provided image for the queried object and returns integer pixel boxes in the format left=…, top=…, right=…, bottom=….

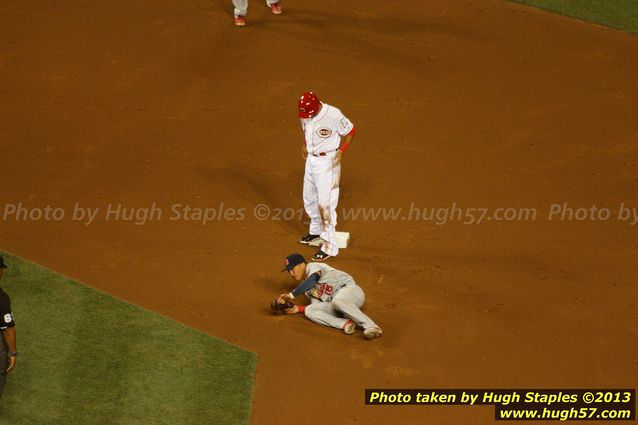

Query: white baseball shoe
left=343, top=319, right=356, bottom=335
left=363, top=326, right=383, bottom=340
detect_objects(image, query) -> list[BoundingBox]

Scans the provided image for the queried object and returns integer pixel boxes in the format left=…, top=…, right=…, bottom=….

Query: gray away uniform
left=301, top=263, right=378, bottom=331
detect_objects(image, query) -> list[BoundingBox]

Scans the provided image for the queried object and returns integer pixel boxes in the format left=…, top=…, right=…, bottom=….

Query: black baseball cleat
left=311, top=249, right=331, bottom=262
left=299, top=233, right=321, bottom=245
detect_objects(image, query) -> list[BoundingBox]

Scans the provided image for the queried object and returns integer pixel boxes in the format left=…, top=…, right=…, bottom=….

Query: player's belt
left=312, top=150, right=335, bottom=157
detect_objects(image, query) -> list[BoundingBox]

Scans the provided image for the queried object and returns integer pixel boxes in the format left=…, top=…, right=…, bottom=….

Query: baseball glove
left=271, top=297, right=295, bottom=315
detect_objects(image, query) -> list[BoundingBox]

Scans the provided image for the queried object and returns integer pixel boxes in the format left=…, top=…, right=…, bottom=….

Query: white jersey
left=301, top=103, right=354, bottom=156
left=305, top=262, right=356, bottom=302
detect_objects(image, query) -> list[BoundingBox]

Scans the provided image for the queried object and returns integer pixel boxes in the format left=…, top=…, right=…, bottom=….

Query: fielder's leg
left=331, top=286, right=379, bottom=329
left=232, top=0, right=248, bottom=16
left=304, top=299, right=350, bottom=330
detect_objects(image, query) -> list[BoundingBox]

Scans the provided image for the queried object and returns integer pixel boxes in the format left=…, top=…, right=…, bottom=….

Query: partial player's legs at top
left=232, top=0, right=282, bottom=26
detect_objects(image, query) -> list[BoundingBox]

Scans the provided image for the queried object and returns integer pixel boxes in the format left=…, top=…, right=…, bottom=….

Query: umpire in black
left=0, top=255, right=17, bottom=398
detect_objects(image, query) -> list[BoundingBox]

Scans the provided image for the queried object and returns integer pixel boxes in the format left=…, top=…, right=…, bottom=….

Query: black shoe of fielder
left=311, top=249, right=331, bottom=262
left=299, top=233, right=321, bottom=245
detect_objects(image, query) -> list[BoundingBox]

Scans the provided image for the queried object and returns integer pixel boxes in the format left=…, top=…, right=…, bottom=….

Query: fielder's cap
left=281, top=253, right=306, bottom=272
left=0, top=256, right=7, bottom=269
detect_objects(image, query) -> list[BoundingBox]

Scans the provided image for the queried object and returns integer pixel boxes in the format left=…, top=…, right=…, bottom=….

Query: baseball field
left=1, top=0, right=637, bottom=424
left=0, top=253, right=256, bottom=424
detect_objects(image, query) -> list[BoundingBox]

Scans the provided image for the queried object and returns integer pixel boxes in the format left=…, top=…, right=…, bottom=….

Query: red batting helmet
left=298, top=92, right=321, bottom=118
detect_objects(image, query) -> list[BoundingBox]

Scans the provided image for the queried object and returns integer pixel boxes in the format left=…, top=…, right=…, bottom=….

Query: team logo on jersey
left=316, top=128, right=333, bottom=138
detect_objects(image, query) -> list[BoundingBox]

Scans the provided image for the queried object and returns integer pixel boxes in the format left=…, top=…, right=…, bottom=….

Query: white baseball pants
left=233, top=0, right=279, bottom=16
left=303, top=153, right=340, bottom=256
left=304, top=286, right=378, bottom=331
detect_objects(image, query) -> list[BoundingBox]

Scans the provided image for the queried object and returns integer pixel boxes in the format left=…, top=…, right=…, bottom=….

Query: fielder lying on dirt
left=272, top=253, right=382, bottom=339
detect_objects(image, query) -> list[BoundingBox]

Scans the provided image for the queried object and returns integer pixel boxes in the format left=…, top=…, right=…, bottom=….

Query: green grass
left=0, top=252, right=256, bottom=425
left=511, top=0, right=638, bottom=34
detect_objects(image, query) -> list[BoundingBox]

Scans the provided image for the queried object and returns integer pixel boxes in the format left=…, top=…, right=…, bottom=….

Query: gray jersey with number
left=305, top=263, right=356, bottom=302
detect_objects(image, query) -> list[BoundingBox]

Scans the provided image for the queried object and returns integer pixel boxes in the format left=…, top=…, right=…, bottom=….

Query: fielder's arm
left=284, top=272, right=320, bottom=300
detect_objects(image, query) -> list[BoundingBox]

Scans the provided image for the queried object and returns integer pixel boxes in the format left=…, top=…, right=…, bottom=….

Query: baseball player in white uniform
left=297, top=92, right=357, bottom=261
left=278, top=253, right=382, bottom=339
left=233, top=0, right=282, bottom=26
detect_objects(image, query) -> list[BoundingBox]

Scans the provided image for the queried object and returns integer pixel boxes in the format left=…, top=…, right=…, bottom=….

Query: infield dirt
left=1, top=0, right=637, bottom=424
